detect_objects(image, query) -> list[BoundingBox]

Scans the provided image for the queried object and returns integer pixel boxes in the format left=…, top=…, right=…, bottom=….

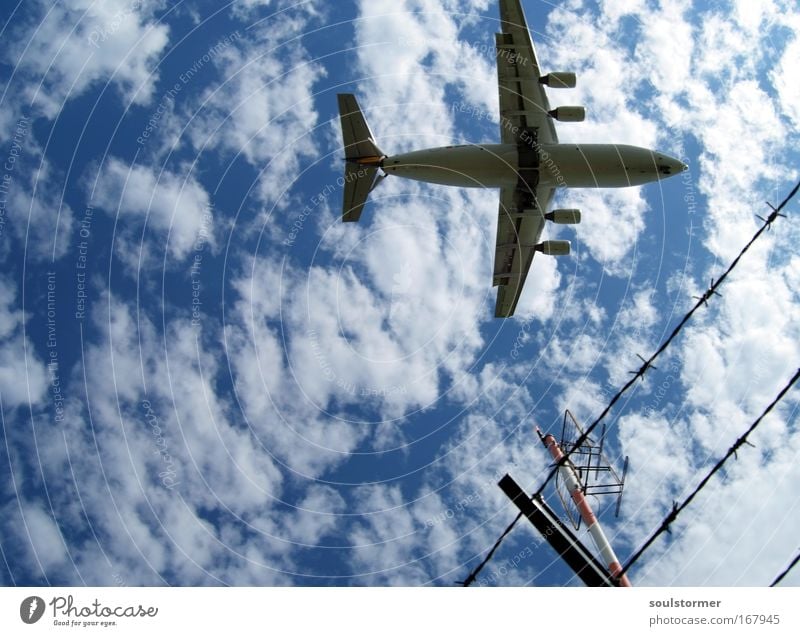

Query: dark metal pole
left=499, top=474, right=617, bottom=587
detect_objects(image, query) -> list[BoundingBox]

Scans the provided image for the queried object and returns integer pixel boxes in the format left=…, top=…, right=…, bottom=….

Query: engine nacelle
left=539, top=72, right=577, bottom=88
left=547, top=106, right=585, bottom=122
left=535, top=240, right=571, bottom=256
left=545, top=208, right=582, bottom=224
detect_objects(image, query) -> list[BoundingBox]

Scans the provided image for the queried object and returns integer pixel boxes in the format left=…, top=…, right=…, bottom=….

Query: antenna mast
left=537, top=418, right=631, bottom=587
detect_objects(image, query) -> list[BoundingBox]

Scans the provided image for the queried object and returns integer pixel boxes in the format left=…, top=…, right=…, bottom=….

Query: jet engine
left=539, top=72, right=577, bottom=88
left=545, top=209, right=581, bottom=224
left=547, top=106, right=585, bottom=122
left=535, top=240, right=571, bottom=256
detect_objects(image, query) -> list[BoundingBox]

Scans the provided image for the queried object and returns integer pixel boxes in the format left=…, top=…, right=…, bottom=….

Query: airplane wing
left=496, top=0, right=558, bottom=145
left=493, top=183, right=555, bottom=317
left=492, top=0, right=559, bottom=317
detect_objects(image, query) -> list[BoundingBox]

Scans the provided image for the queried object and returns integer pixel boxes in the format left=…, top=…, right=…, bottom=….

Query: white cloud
left=346, top=485, right=431, bottom=585
left=279, top=485, right=347, bottom=545
left=636, top=5, right=693, bottom=94
left=567, top=187, right=650, bottom=272
left=505, top=0, right=800, bottom=587
left=1, top=129, right=74, bottom=261
left=618, top=287, right=659, bottom=331
left=616, top=412, right=696, bottom=537
left=10, top=502, right=70, bottom=575
left=770, top=13, right=800, bottom=128
left=5, top=0, right=169, bottom=120
left=679, top=269, right=800, bottom=451
left=0, top=291, right=311, bottom=584
left=183, top=15, right=326, bottom=207
left=231, top=0, right=322, bottom=19
left=512, top=253, right=563, bottom=321
left=543, top=6, right=659, bottom=148
left=630, top=424, right=800, bottom=585
left=91, top=157, right=214, bottom=260
left=598, top=0, right=647, bottom=26
left=0, top=278, right=23, bottom=342
left=289, top=217, right=487, bottom=416
left=353, top=0, right=497, bottom=149
left=0, top=276, right=48, bottom=411
left=225, top=257, right=370, bottom=478
left=4, top=0, right=800, bottom=589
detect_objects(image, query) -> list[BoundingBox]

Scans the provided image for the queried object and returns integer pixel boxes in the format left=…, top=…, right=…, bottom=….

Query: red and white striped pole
left=538, top=427, right=632, bottom=587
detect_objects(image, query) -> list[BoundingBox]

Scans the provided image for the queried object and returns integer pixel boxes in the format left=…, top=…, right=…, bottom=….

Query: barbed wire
left=459, top=179, right=800, bottom=586
left=618, top=366, right=800, bottom=579
left=540, top=179, right=800, bottom=498
left=770, top=550, right=800, bottom=587
left=457, top=511, right=522, bottom=586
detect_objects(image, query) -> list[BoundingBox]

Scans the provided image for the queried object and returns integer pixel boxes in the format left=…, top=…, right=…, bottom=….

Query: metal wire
left=537, top=178, right=800, bottom=502
left=457, top=511, right=523, bottom=586
left=770, top=550, right=800, bottom=587
left=458, top=180, right=800, bottom=586
left=619, top=367, right=800, bottom=579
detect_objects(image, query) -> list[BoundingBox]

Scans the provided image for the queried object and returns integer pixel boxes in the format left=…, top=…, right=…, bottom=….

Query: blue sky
left=1, top=0, right=799, bottom=587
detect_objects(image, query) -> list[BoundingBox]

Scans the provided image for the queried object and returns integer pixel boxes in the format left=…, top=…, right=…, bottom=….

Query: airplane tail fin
left=337, top=93, right=386, bottom=223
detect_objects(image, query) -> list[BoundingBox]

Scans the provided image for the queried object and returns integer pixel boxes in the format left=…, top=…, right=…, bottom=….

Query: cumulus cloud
left=182, top=12, right=326, bottom=207
left=0, top=276, right=48, bottom=411
left=4, top=0, right=169, bottom=120
left=771, top=13, right=800, bottom=128
left=0, top=500, right=70, bottom=582
left=0, top=127, right=74, bottom=261
left=142, top=0, right=800, bottom=590
left=0, top=291, right=307, bottom=585
left=353, top=0, right=497, bottom=148
left=4, top=0, right=800, bottom=589
left=626, top=412, right=800, bottom=586
left=90, top=157, right=214, bottom=260
left=548, top=0, right=800, bottom=587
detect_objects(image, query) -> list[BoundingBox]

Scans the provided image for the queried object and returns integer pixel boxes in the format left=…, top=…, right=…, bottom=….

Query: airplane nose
left=656, top=154, right=686, bottom=176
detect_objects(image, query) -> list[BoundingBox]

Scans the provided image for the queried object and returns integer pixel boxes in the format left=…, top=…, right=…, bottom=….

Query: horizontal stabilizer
left=338, top=93, right=384, bottom=161
left=342, top=162, right=379, bottom=223
left=338, top=93, right=385, bottom=222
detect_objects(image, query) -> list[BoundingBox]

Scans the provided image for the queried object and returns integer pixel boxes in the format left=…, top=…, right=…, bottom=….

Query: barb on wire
left=629, top=353, right=658, bottom=380
left=693, top=279, right=721, bottom=307
left=732, top=439, right=755, bottom=460
left=662, top=502, right=679, bottom=535
left=770, top=550, right=800, bottom=587
left=535, top=179, right=799, bottom=501
left=458, top=180, right=799, bottom=586
left=756, top=183, right=800, bottom=229
left=618, top=367, right=800, bottom=580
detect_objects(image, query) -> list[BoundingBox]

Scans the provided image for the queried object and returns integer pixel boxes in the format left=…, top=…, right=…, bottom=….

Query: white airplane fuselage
left=381, top=143, right=686, bottom=188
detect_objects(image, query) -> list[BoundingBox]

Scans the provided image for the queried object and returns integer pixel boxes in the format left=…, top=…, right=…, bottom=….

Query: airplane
left=336, top=0, right=687, bottom=318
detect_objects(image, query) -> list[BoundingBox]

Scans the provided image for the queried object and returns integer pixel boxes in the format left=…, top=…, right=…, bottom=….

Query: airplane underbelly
left=540, top=144, right=661, bottom=187
left=384, top=145, right=519, bottom=187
